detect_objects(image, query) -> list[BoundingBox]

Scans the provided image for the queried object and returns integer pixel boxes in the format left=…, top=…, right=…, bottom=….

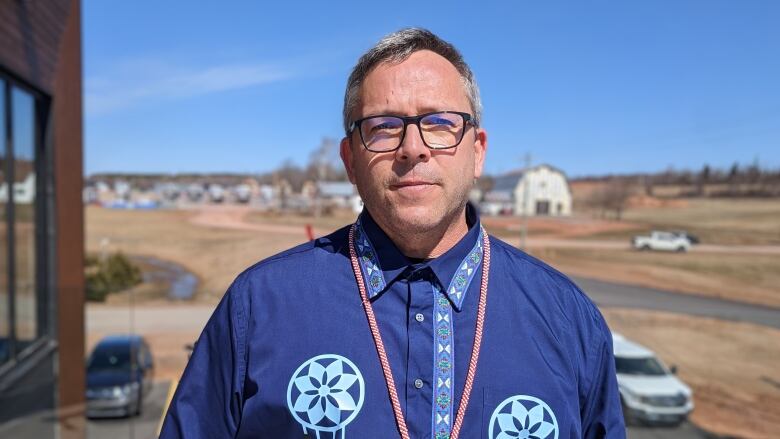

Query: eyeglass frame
left=348, top=110, right=477, bottom=152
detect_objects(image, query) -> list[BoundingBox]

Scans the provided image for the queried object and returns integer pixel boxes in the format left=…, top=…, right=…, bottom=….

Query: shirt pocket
left=482, top=387, right=562, bottom=439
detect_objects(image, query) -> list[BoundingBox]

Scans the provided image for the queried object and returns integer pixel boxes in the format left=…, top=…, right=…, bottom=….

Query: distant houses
left=317, top=181, right=357, bottom=207
left=83, top=176, right=364, bottom=213
left=481, top=164, right=572, bottom=216
left=83, top=165, right=574, bottom=218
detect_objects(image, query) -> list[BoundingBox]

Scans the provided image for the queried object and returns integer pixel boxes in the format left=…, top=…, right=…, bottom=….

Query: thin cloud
left=85, top=60, right=294, bottom=116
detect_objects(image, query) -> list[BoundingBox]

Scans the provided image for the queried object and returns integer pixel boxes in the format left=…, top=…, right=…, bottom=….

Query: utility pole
left=520, top=153, right=532, bottom=249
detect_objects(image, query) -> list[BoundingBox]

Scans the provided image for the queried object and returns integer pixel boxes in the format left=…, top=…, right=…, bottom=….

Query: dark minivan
left=86, top=334, right=154, bottom=418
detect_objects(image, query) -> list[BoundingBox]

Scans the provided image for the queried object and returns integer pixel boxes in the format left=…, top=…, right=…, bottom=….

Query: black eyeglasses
left=349, top=111, right=476, bottom=153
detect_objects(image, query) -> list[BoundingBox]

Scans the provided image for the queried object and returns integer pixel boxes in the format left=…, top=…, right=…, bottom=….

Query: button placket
left=404, top=267, right=434, bottom=436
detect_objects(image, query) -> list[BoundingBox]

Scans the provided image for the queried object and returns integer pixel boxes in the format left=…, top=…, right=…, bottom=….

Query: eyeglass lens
left=360, top=112, right=465, bottom=151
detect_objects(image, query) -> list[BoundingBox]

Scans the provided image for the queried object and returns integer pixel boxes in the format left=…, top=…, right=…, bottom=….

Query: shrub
left=85, top=252, right=142, bottom=302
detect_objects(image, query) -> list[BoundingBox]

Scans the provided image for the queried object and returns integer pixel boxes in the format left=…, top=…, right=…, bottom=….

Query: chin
left=389, top=204, right=444, bottom=232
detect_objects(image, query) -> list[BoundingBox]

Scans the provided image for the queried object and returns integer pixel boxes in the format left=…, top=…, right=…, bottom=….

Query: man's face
left=340, top=50, right=487, bottom=235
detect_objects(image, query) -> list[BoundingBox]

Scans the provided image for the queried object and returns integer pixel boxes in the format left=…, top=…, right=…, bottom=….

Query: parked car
left=613, top=333, right=693, bottom=426
left=86, top=334, right=154, bottom=418
left=632, top=231, right=691, bottom=252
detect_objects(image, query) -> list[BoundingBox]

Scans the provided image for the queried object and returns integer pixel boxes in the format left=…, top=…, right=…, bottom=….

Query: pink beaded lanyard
left=348, top=224, right=491, bottom=439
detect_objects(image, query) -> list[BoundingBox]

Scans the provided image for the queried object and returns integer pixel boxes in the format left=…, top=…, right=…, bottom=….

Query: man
left=160, top=28, right=624, bottom=439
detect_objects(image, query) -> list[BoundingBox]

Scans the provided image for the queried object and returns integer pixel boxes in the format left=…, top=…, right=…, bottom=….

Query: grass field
left=85, top=206, right=313, bottom=301
left=480, top=198, right=780, bottom=308
left=582, top=198, right=780, bottom=245
left=87, top=199, right=780, bottom=306
left=245, top=209, right=357, bottom=231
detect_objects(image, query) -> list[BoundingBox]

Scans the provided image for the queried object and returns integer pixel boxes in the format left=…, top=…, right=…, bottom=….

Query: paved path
left=627, top=423, right=719, bottom=439
left=87, top=380, right=170, bottom=439
left=573, top=275, right=780, bottom=329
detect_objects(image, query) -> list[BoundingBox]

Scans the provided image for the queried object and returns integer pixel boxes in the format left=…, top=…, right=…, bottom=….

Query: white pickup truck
left=632, top=231, right=691, bottom=252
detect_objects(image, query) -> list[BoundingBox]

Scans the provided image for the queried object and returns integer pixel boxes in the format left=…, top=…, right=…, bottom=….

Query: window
left=0, top=80, right=7, bottom=365
left=12, top=87, right=37, bottom=352
left=615, top=356, right=667, bottom=376
left=0, top=74, right=48, bottom=368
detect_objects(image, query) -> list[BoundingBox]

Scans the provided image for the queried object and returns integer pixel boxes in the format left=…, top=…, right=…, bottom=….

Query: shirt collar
left=353, top=204, right=484, bottom=311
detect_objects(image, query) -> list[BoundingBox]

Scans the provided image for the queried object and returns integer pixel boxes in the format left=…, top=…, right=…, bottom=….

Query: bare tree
left=586, top=178, right=633, bottom=220
left=307, top=137, right=345, bottom=182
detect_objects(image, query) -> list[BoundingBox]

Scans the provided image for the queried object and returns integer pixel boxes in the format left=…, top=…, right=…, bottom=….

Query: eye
left=428, top=117, right=455, bottom=126
left=422, top=113, right=461, bottom=129
left=372, top=122, right=396, bottom=131
left=363, top=117, right=403, bottom=135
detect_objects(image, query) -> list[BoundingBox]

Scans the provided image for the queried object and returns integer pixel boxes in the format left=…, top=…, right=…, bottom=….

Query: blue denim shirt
left=160, top=207, right=625, bottom=438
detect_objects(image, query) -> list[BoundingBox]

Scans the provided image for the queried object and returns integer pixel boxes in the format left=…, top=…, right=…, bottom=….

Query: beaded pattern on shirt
left=431, top=229, right=484, bottom=439
left=354, top=218, right=386, bottom=298
left=353, top=220, right=485, bottom=439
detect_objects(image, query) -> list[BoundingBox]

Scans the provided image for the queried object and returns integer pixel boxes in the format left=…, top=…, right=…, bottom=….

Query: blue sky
left=84, top=1, right=780, bottom=178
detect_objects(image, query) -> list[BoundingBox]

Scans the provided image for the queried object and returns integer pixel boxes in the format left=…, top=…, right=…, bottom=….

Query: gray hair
left=342, top=28, right=482, bottom=134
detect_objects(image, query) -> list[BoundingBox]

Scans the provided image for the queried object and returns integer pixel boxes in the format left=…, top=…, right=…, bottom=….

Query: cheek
left=443, top=154, right=476, bottom=187
left=353, top=159, right=385, bottom=194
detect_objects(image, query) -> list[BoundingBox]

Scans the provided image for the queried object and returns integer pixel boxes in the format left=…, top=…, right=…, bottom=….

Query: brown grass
left=85, top=206, right=315, bottom=301
left=584, top=198, right=780, bottom=245
left=245, top=209, right=357, bottom=231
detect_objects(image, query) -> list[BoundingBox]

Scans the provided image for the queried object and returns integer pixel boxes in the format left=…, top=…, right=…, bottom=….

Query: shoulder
left=488, top=234, right=615, bottom=387
left=488, top=234, right=611, bottom=342
left=231, top=224, right=351, bottom=287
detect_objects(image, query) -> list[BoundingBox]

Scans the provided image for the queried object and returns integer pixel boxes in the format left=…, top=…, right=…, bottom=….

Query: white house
left=0, top=173, right=36, bottom=204
left=482, top=164, right=572, bottom=216
left=316, top=181, right=355, bottom=208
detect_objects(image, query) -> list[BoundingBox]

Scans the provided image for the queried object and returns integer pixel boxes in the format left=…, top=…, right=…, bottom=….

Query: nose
left=395, top=122, right=431, bottom=162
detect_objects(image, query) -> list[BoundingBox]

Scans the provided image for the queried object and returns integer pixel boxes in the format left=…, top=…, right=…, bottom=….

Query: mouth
left=388, top=180, right=438, bottom=197
left=390, top=180, right=435, bottom=189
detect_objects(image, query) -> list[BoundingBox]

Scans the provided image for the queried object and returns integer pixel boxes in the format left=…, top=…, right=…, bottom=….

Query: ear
left=472, top=127, right=488, bottom=179
left=340, top=136, right=357, bottom=184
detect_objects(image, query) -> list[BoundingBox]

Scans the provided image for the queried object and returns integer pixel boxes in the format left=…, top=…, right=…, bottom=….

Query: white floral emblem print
left=287, top=354, right=365, bottom=439
left=488, top=394, right=558, bottom=439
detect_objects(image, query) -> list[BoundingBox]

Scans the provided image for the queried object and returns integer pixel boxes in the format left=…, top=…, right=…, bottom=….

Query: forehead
left=357, top=50, right=470, bottom=116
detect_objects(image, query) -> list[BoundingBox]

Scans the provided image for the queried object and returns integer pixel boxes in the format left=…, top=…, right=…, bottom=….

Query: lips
left=389, top=180, right=438, bottom=198
left=390, top=180, right=435, bottom=189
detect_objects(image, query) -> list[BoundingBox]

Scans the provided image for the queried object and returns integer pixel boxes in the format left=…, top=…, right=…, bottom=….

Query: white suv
left=613, top=333, right=694, bottom=425
left=632, top=231, right=691, bottom=252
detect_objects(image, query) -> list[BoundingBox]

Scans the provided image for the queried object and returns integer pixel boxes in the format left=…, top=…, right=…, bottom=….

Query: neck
left=372, top=205, right=470, bottom=259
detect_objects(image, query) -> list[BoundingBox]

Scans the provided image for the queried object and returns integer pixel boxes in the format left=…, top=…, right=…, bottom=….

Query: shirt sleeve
left=159, top=276, right=249, bottom=439
left=580, top=316, right=626, bottom=438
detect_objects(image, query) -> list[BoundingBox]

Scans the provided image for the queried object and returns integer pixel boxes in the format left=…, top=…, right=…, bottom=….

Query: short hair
left=342, top=28, right=482, bottom=134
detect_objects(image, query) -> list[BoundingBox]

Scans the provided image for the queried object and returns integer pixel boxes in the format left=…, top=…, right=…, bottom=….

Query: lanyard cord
left=348, top=225, right=491, bottom=439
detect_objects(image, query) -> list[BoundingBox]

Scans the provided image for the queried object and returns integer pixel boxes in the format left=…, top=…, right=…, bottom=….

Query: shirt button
left=414, top=379, right=424, bottom=389
left=415, top=313, right=424, bottom=322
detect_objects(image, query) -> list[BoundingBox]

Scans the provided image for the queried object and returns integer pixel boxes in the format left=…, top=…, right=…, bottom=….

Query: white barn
left=482, top=164, right=572, bottom=216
